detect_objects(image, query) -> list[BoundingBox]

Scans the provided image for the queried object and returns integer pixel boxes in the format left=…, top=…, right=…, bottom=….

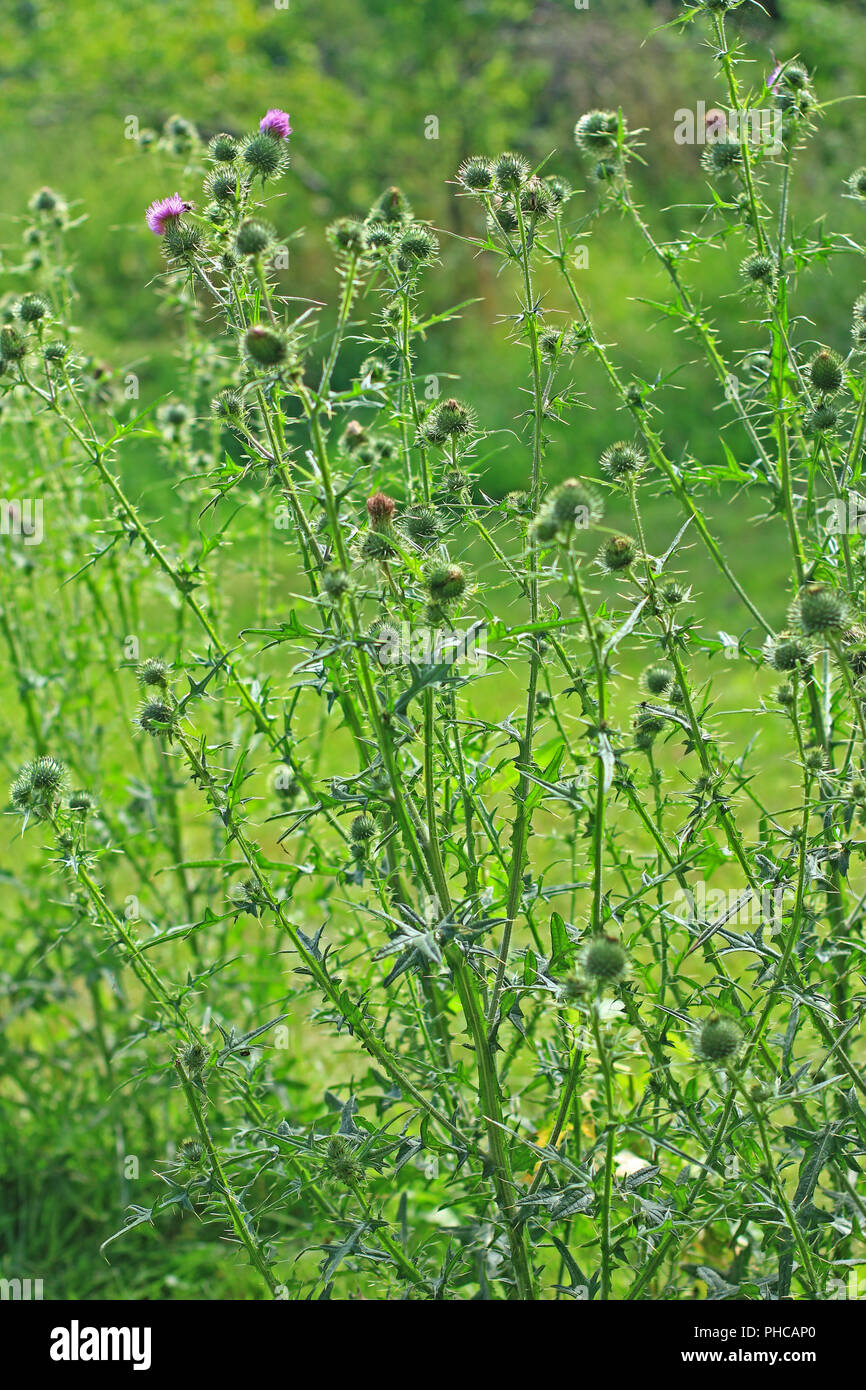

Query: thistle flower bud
left=846, top=167, right=866, bottom=201
left=396, top=223, right=438, bottom=271
left=419, top=397, right=475, bottom=446
left=350, top=813, right=377, bottom=843
left=549, top=478, right=603, bottom=530
left=204, top=169, right=237, bottom=203
left=211, top=386, right=248, bottom=426
left=634, top=712, right=666, bottom=750
left=243, top=324, right=288, bottom=367
left=10, top=755, right=66, bottom=819
left=494, top=151, right=530, bottom=191
left=599, top=534, right=637, bottom=572
left=809, top=348, right=844, bottom=396
left=426, top=563, right=467, bottom=605
left=489, top=200, right=519, bottom=235
left=600, top=440, right=646, bottom=484
left=804, top=402, right=839, bottom=435
left=327, top=218, right=369, bottom=256
left=0, top=325, right=27, bottom=361
left=740, top=253, right=775, bottom=291
left=790, top=582, right=848, bottom=636
left=775, top=682, right=795, bottom=707
left=539, top=327, right=563, bottom=361
left=366, top=492, right=396, bottom=529
left=229, top=876, right=267, bottom=917
left=235, top=219, right=273, bottom=257
left=30, top=186, right=62, bottom=213
left=661, top=580, right=687, bottom=607
left=359, top=530, right=397, bottom=562
left=241, top=131, right=288, bottom=180
left=164, top=114, right=198, bottom=148
left=642, top=663, right=675, bottom=697
left=701, top=137, right=742, bottom=176
left=178, top=1041, right=208, bottom=1073
left=364, top=221, right=395, bottom=252
left=138, top=699, right=177, bottom=738
left=67, top=790, right=96, bottom=817
left=323, top=1135, right=364, bottom=1189
left=458, top=156, right=494, bottom=191
left=43, top=341, right=69, bottom=362
left=574, top=110, right=618, bottom=154
left=400, top=504, right=440, bottom=547
left=179, top=1138, right=204, bottom=1165
left=546, top=176, right=573, bottom=210
left=804, top=746, right=828, bottom=775
left=591, top=159, right=621, bottom=184
left=762, top=632, right=811, bottom=672
left=359, top=355, right=391, bottom=386
left=781, top=62, right=809, bottom=92
left=532, top=512, right=560, bottom=544
left=340, top=420, right=367, bottom=454
left=519, top=177, right=553, bottom=219
left=696, top=1014, right=741, bottom=1065
left=322, top=568, right=349, bottom=601
left=136, top=658, right=169, bottom=689
left=579, top=934, right=629, bottom=985
left=369, top=186, right=412, bottom=224
left=208, top=133, right=238, bottom=163
left=17, top=293, right=49, bottom=323
left=162, top=219, right=204, bottom=262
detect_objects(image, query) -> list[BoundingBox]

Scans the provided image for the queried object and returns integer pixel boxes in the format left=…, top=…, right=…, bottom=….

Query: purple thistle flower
left=145, top=192, right=190, bottom=236
left=767, top=51, right=783, bottom=91
left=260, top=109, right=292, bottom=141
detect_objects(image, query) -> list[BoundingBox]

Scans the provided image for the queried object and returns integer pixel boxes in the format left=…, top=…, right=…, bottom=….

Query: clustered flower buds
left=10, top=756, right=66, bottom=820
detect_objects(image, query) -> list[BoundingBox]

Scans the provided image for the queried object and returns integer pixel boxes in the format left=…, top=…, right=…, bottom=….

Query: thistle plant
left=4, top=3, right=866, bottom=1304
